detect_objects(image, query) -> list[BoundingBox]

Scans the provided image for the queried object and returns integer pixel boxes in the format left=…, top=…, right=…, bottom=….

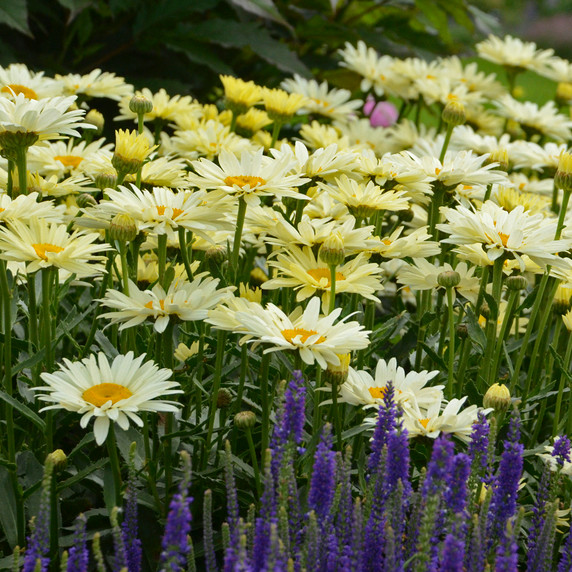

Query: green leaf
left=0, top=390, right=46, bottom=432
left=166, top=40, right=234, bottom=75
left=57, top=457, right=107, bottom=492
left=0, top=466, right=18, bottom=548
left=465, top=306, right=486, bottom=351
left=57, top=0, right=93, bottom=20
left=228, top=0, right=293, bottom=31
left=415, top=0, right=450, bottom=43
left=0, top=0, right=31, bottom=36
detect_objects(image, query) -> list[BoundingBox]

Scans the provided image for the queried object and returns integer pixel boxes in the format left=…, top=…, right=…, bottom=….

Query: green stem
left=245, top=427, right=261, bottom=497
left=438, top=124, right=454, bottom=163
left=27, top=272, right=40, bottom=385
left=331, top=375, right=343, bottom=450
left=106, top=424, right=123, bottom=507
left=270, top=121, right=283, bottom=148
left=555, top=189, right=571, bottom=240
left=446, top=287, right=456, bottom=399
left=483, top=183, right=493, bottom=203
left=510, top=275, right=551, bottom=393
left=328, top=264, right=337, bottom=314
left=6, top=159, right=13, bottom=199
left=554, top=323, right=572, bottom=437
left=157, top=234, right=168, bottom=289
left=15, top=145, right=28, bottom=196
left=259, top=352, right=271, bottom=456
left=203, top=330, right=227, bottom=469
left=490, top=288, right=519, bottom=385
left=178, top=227, right=194, bottom=281
left=231, top=197, right=248, bottom=284
left=118, top=241, right=130, bottom=296
left=233, top=344, right=249, bottom=416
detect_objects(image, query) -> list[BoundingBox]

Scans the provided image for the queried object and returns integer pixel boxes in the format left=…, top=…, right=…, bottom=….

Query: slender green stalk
left=231, top=197, right=248, bottom=284
left=233, top=344, right=249, bottom=416
left=483, top=183, right=493, bottom=203
left=157, top=233, right=168, bottom=288
left=438, top=124, right=454, bottom=163
left=553, top=326, right=572, bottom=437
left=118, top=241, right=130, bottom=296
left=106, top=424, right=123, bottom=507
left=42, top=268, right=54, bottom=451
left=178, top=227, right=194, bottom=281
left=328, top=264, right=337, bottom=314
left=27, top=272, right=40, bottom=385
left=203, top=330, right=227, bottom=469
left=510, top=272, right=550, bottom=393
left=445, top=287, right=456, bottom=399
left=269, top=121, right=283, bottom=148
left=258, top=352, right=272, bottom=456
left=490, top=287, right=519, bottom=385
left=245, top=427, right=261, bottom=497
left=330, top=375, right=343, bottom=450
left=15, top=145, right=28, bottom=196
left=162, top=321, right=175, bottom=495
left=555, top=189, right=571, bottom=240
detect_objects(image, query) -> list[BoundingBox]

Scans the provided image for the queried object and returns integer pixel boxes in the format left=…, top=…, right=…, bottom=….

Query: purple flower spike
left=552, top=435, right=571, bottom=467
left=308, top=426, right=336, bottom=521
left=158, top=453, right=193, bottom=572
left=67, top=514, right=89, bottom=572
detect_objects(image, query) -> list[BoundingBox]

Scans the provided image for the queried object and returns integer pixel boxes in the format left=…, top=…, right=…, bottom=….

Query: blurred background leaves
left=0, top=0, right=497, bottom=100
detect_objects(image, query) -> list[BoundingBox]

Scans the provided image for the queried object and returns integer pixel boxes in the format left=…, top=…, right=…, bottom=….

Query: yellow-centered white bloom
left=0, top=218, right=109, bottom=277
left=35, top=352, right=182, bottom=445
left=280, top=75, right=362, bottom=121
left=0, top=63, right=62, bottom=100
left=437, top=200, right=572, bottom=271
left=338, top=358, right=443, bottom=415
left=0, top=192, right=65, bottom=224
left=262, top=246, right=384, bottom=308
left=116, top=88, right=199, bottom=123
left=207, top=296, right=370, bottom=368
left=188, top=147, right=310, bottom=206
left=0, top=93, right=93, bottom=140
left=55, top=69, right=134, bottom=101
left=99, top=274, right=235, bottom=333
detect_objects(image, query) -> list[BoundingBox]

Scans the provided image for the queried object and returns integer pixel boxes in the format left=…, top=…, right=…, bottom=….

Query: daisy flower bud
left=319, top=231, right=345, bottom=267
left=437, top=270, right=461, bottom=289
left=109, top=213, right=138, bottom=243
left=555, top=150, right=572, bottom=192
left=234, top=410, right=256, bottom=430
left=487, top=148, right=509, bottom=172
left=112, top=129, right=154, bottom=175
left=94, top=171, right=118, bottom=191
left=324, top=353, right=351, bottom=386
left=556, top=82, right=572, bottom=106
left=45, top=449, right=67, bottom=472
left=217, top=388, right=232, bottom=409
left=261, top=87, right=307, bottom=123
left=84, top=109, right=104, bottom=136
left=442, top=98, right=466, bottom=127
left=505, top=275, right=528, bottom=291
left=205, top=244, right=226, bottom=264
left=554, top=285, right=572, bottom=315
left=76, top=193, right=97, bottom=209
left=129, top=94, right=153, bottom=115
left=456, top=323, right=469, bottom=339
left=483, top=382, right=511, bottom=412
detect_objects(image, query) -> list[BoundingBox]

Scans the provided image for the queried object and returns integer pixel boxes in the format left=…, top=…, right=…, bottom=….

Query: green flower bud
left=45, top=449, right=67, bottom=472
left=76, top=193, right=97, bottom=209
left=129, top=94, right=153, bottom=116
left=505, top=275, right=528, bottom=291
left=437, top=270, right=461, bottom=289
left=442, top=98, right=466, bottom=127
left=483, top=383, right=511, bottom=412
left=94, top=171, right=118, bottom=191
left=109, top=213, right=138, bottom=242
left=234, top=410, right=256, bottom=430
left=319, top=232, right=345, bottom=267
left=85, top=109, right=104, bottom=136
left=217, top=388, right=233, bottom=409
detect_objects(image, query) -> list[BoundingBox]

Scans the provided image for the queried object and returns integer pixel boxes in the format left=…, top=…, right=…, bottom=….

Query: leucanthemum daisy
left=437, top=200, right=572, bottom=271
left=280, top=75, right=362, bottom=121
left=116, top=88, right=199, bottom=123
left=0, top=63, right=62, bottom=100
left=99, top=274, right=235, bottom=333
left=207, top=296, right=370, bottom=368
left=0, top=192, right=65, bottom=224
left=337, top=358, right=444, bottom=415
left=0, top=218, right=109, bottom=277
left=34, top=352, right=182, bottom=445
left=188, top=147, right=309, bottom=206
left=55, top=69, right=134, bottom=101
left=262, top=246, right=384, bottom=308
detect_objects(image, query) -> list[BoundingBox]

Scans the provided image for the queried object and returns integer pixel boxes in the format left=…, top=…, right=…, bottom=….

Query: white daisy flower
left=338, top=358, right=444, bottom=415
left=0, top=63, right=62, bottom=100
left=35, top=352, right=182, bottom=445
left=55, top=69, right=134, bottom=101
left=281, top=74, right=362, bottom=121
left=0, top=218, right=109, bottom=277
left=188, top=147, right=310, bottom=206
left=437, top=200, right=572, bottom=271
left=207, top=296, right=370, bottom=368
left=99, top=273, right=235, bottom=333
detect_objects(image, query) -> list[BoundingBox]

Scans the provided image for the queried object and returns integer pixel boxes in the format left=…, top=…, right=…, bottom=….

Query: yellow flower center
left=224, top=175, right=266, bottom=189
left=498, top=232, right=510, bottom=247
left=382, top=239, right=392, bottom=246
left=307, top=268, right=346, bottom=286
left=54, top=155, right=83, bottom=168
left=156, top=205, right=184, bottom=219
left=33, top=243, right=64, bottom=260
left=281, top=328, right=326, bottom=344
left=2, top=84, right=38, bottom=99
left=82, top=383, right=132, bottom=407
left=368, top=386, right=387, bottom=399
left=144, top=299, right=165, bottom=310
left=419, top=418, right=430, bottom=428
